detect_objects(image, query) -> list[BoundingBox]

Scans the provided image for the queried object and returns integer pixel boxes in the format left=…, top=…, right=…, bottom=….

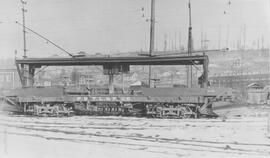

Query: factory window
left=6, top=75, right=11, bottom=82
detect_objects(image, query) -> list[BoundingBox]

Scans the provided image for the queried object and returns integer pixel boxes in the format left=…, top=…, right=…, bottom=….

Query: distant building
left=247, top=83, right=264, bottom=90
left=61, top=74, right=71, bottom=86
left=125, top=73, right=138, bottom=82
left=130, top=81, right=148, bottom=91
left=71, top=68, right=81, bottom=85
left=246, top=82, right=270, bottom=104
left=209, top=73, right=270, bottom=88
left=0, top=69, right=21, bottom=89
left=44, top=81, right=52, bottom=87
left=79, top=74, right=94, bottom=85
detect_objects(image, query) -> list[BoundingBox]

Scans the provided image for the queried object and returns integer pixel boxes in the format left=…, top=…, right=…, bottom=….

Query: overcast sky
left=0, top=0, right=269, bottom=58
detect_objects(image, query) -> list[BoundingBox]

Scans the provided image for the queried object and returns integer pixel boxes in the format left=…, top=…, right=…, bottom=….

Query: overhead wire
left=15, top=21, right=74, bottom=57
left=34, top=66, right=48, bottom=77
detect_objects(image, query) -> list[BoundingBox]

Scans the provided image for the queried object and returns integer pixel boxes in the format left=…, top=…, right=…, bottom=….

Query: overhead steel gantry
left=15, top=55, right=209, bottom=93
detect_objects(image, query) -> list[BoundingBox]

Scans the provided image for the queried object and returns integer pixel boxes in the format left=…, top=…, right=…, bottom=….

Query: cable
left=15, top=21, right=74, bottom=57
left=34, top=66, right=48, bottom=77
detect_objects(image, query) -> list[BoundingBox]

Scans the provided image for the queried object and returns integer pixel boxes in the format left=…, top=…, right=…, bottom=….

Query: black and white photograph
left=0, top=0, right=270, bottom=158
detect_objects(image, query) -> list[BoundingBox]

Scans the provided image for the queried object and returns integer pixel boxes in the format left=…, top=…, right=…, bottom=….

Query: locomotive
left=2, top=85, right=232, bottom=118
left=0, top=54, right=233, bottom=118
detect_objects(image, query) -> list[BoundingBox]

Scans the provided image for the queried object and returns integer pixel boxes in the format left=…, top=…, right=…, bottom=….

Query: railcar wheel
left=179, top=106, right=194, bottom=119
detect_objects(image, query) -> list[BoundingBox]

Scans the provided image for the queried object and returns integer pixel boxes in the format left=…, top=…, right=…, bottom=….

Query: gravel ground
left=0, top=111, right=270, bottom=158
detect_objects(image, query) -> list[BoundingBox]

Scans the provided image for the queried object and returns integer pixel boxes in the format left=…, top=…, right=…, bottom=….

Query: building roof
left=247, top=83, right=264, bottom=89
left=130, top=81, right=147, bottom=86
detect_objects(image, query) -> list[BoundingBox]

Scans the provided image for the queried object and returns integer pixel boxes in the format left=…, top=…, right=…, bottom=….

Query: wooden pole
left=187, top=0, right=193, bottom=88
left=21, top=0, right=27, bottom=58
left=148, top=0, right=155, bottom=87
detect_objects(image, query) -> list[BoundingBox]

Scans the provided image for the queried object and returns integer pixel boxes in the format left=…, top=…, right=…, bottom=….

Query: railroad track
left=0, top=117, right=270, bottom=157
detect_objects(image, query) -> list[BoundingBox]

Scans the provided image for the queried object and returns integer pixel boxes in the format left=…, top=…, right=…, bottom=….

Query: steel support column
left=108, top=74, right=114, bottom=94
left=28, top=65, right=35, bottom=86
left=19, top=64, right=35, bottom=87
left=203, top=57, right=209, bottom=88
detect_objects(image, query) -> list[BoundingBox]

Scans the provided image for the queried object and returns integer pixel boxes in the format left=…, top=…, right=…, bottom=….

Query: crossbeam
left=16, top=55, right=208, bottom=66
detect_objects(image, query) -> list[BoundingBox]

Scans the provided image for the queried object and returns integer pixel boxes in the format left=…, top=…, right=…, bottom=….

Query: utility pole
left=148, top=0, right=155, bottom=87
left=239, top=26, right=242, bottom=50
left=187, top=0, right=193, bottom=88
left=226, top=24, right=230, bottom=49
left=243, top=24, right=246, bottom=50
left=171, top=37, right=174, bottom=51
left=174, top=30, right=177, bottom=51
left=262, top=35, right=264, bottom=49
left=179, top=29, right=182, bottom=52
left=257, top=37, right=260, bottom=50
left=218, top=25, right=221, bottom=50
left=21, top=0, right=27, bottom=58
left=163, top=34, right=167, bottom=51
left=201, top=27, right=204, bottom=50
